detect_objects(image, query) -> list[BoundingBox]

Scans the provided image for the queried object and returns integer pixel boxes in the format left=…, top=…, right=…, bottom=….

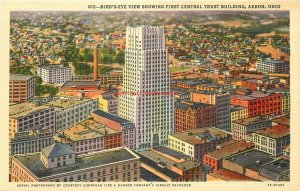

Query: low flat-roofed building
left=259, top=159, right=290, bottom=181
left=9, top=102, right=55, bottom=139
left=98, top=92, right=119, bottom=115
left=168, top=128, right=232, bottom=161
left=137, top=149, right=205, bottom=182
left=46, top=97, right=98, bottom=131
left=11, top=146, right=140, bottom=182
left=207, top=168, right=258, bottom=181
left=232, top=116, right=272, bottom=141
left=222, top=149, right=289, bottom=181
left=253, top=125, right=290, bottom=156
left=203, top=140, right=254, bottom=171
left=140, top=168, right=166, bottom=182
left=54, top=119, right=122, bottom=154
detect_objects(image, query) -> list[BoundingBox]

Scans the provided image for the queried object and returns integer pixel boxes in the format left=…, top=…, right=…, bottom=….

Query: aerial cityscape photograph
left=9, top=11, right=290, bottom=182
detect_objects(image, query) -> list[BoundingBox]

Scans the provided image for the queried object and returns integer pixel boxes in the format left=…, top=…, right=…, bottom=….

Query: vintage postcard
left=0, top=0, right=300, bottom=191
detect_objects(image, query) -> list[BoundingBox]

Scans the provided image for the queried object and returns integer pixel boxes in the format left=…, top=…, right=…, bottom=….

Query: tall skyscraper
left=120, top=26, right=173, bottom=150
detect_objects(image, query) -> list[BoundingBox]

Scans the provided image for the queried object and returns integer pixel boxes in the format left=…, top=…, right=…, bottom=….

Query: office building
left=257, top=59, right=289, bottom=74
left=9, top=74, right=35, bottom=103
left=37, top=65, right=72, bottom=84
left=120, top=25, right=173, bottom=149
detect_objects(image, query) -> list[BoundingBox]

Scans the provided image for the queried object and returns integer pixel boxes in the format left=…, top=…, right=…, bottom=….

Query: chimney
left=93, top=47, right=98, bottom=80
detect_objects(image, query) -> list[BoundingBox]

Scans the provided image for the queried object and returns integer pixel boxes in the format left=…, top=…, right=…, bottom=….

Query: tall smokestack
left=93, top=47, right=98, bottom=80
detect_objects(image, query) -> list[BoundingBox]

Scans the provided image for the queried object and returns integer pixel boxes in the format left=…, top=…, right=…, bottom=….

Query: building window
left=83, top=173, right=87, bottom=179
left=69, top=154, right=72, bottom=159
left=63, top=177, right=67, bottom=182
left=57, top=162, right=60, bottom=167
left=77, top=175, right=81, bottom=180
left=70, top=176, right=73, bottom=182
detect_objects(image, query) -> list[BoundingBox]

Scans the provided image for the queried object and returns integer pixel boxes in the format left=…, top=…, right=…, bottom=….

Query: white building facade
left=37, top=65, right=72, bottom=84
left=120, top=26, right=173, bottom=150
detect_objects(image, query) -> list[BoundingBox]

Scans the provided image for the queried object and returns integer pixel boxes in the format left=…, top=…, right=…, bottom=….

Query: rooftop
left=170, top=128, right=229, bottom=145
left=209, top=168, right=257, bottom=181
left=38, top=65, right=70, bottom=70
left=42, top=143, right=74, bottom=158
left=231, top=91, right=274, bottom=100
left=12, top=128, right=53, bottom=141
left=60, top=81, right=101, bottom=89
left=46, top=98, right=95, bottom=110
left=13, top=147, right=139, bottom=179
left=175, top=100, right=212, bottom=110
left=54, top=119, right=118, bottom=142
left=10, top=74, right=33, bottom=81
left=254, top=125, right=289, bottom=139
left=259, top=159, right=289, bottom=181
left=232, top=116, right=270, bottom=126
left=140, top=168, right=166, bottom=182
left=225, top=149, right=275, bottom=172
left=230, top=105, right=248, bottom=112
left=272, top=116, right=290, bottom=126
left=205, top=140, right=253, bottom=160
left=135, top=152, right=181, bottom=179
left=153, top=146, right=191, bottom=161
left=92, top=110, right=131, bottom=125
left=9, top=102, right=51, bottom=118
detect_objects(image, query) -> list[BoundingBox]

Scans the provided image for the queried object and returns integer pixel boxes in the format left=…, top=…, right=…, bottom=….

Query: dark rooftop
left=14, top=147, right=139, bottom=178
left=134, top=152, right=181, bottom=179
left=92, top=110, right=131, bottom=124
left=259, top=159, right=290, bottom=181
left=225, top=149, right=275, bottom=172
left=153, top=146, right=191, bottom=160
left=140, top=168, right=166, bottom=182
left=232, top=116, right=270, bottom=126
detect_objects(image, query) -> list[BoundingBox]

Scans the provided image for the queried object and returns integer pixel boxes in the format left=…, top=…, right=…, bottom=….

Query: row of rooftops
left=9, top=98, right=96, bottom=118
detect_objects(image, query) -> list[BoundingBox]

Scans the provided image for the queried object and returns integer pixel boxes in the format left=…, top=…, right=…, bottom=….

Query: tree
left=113, top=51, right=125, bottom=64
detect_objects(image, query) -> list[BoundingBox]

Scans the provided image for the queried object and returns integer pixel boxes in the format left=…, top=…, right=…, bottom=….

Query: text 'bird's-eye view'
left=9, top=11, right=290, bottom=182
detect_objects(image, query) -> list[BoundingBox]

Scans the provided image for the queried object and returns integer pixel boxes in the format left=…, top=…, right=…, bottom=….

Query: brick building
left=9, top=74, right=35, bottom=103
left=230, top=91, right=282, bottom=117
left=203, top=140, right=253, bottom=171
left=91, top=110, right=136, bottom=149
left=54, top=119, right=122, bottom=154
left=174, top=100, right=216, bottom=133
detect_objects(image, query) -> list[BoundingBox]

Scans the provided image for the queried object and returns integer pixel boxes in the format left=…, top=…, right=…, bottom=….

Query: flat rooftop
left=38, top=65, right=70, bottom=70
left=209, top=168, right=257, bottom=181
left=231, top=91, right=275, bottom=101
left=175, top=101, right=212, bottom=110
left=254, top=125, right=289, bottom=139
left=46, top=98, right=95, bottom=110
left=272, top=116, right=290, bottom=126
left=140, top=168, right=166, bottom=182
left=170, top=128, right=229, bottom=145
left=61, top=81, right=101, bottom=89
left=10, top=74, right=33, bottom=81
left=13, top=147, right=139, bottom=178
left=232, top=116, right=269, bottom=126
left=259, top=159, right=289, bottom=181
left=230, top=105, right=248, bottom=112
left=12, top=129, right=53, bottom=141
left=205, top=140, right=253, bottom=160
left=92, top=110, right=131, bottom=124
left=153, top=146, right=191, bottom=160
left=9, top=102, right=51, bottom=118
left=54, top=119, right=118, bottom=141
left=225, top=149, right=275, bottom=172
